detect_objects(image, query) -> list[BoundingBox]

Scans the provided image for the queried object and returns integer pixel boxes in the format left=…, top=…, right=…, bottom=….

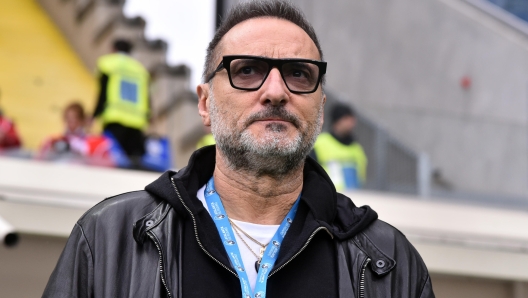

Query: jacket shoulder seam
left=377, top=219, right=407, bottom=238
left=361, top=221, right=396, bottom=261
left=77, top=190, right=152, bottom=221
left=75, top=222, right=95, bottom=267
left=418, top=273, right=431, bottom=298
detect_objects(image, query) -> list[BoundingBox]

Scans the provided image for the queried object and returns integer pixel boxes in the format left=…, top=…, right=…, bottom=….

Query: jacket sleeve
left=348, top=220, right=436, bottom=298
left=42, top=223, right=94, bottom=298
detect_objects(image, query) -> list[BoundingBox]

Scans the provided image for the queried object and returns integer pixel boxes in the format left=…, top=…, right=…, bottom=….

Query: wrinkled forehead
left=217, top=17, right=321, bottom=61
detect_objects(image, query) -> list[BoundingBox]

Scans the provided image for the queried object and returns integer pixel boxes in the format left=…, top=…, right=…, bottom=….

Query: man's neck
left=213, top=152, right=304, bottom=225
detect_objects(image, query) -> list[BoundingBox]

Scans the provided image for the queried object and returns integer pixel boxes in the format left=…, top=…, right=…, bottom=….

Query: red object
left=0, top=116, right=21, bottom=149
left=460, top=76, right=472, bottom=89
left=38, top=134, right=116, bottom=167
left=85, top=136, right=112, bottom=156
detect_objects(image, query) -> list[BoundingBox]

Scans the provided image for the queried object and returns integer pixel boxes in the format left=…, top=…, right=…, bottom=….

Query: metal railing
left=325, top=93, right=528, bottom=208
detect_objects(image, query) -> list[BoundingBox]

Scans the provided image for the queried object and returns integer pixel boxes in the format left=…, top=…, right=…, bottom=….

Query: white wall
left=277, top=0, right=528, bottom=198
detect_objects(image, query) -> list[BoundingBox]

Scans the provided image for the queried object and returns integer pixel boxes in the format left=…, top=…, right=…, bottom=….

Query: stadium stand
left=0, top=0, right=96, bottom=150
left=2, top=0, right=528, bottom=297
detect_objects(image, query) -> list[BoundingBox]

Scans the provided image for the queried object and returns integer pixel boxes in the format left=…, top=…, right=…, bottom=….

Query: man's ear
left=197, top=83, right=211, bottom=126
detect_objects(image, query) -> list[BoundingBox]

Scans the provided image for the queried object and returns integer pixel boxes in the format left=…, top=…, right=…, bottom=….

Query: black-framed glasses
left=206, top=55, right=327, bottom=94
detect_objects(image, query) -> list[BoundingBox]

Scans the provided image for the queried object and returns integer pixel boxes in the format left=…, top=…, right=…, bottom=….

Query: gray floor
left=431, top=273, right=527, bottom=298
left=0, top=234, right=66, bottom=298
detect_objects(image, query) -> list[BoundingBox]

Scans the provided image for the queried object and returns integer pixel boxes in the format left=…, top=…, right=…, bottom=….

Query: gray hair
left=202, top=0, right=324, bottom=83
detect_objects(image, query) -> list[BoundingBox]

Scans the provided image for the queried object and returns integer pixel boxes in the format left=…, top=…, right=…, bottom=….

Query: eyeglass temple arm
left=206, top=62, right=225, bottom=82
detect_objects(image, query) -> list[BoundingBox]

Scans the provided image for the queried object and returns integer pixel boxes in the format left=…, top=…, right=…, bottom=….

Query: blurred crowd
left=1, top=38, right=368, bottom=187
left=0, top=39, right=171, bottom=172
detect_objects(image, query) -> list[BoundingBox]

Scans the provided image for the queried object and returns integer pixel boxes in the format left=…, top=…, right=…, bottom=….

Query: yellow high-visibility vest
left=313, top=132, right=367, bottom=191
left=98, top=53, right=149, bottom=130
left=196, top=133, right=216, bottom=149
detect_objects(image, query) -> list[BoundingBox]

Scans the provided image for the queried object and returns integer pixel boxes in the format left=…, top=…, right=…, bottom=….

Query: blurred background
left=1, top=0, right=528, bottom=297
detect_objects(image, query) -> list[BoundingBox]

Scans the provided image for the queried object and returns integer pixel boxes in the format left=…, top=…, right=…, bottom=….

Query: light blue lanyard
left=205, top=177, right=300, bottom=298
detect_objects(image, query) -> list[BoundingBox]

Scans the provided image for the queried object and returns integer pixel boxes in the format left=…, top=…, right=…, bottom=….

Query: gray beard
left=209, top=92, right=323, bottom=179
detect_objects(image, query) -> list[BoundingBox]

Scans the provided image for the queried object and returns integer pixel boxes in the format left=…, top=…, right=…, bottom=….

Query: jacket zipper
left=358, top=257, right=371, bottom=298
left=170, top=178, right=333, bottom=280
left=170, top=178, right=238, bottom=277
left=147, top=231, right=172, bottom=298
left=268, top=226, right=333, bottom=277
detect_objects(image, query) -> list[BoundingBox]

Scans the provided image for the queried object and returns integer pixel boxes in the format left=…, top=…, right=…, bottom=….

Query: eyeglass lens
left=229, top=58, right=320, bottom=92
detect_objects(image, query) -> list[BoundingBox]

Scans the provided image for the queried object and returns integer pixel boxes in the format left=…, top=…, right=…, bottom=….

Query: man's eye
left=284, top=62, right=315, bottom=80
left=231, top=59, right=267, bottom=76
left=233, top=65, right=260, bottom=75
left=292, top=70, right=306, bottom=78
left=290, top=69, right=311, bottom=79
left=241, top=67, right=253, bottom=74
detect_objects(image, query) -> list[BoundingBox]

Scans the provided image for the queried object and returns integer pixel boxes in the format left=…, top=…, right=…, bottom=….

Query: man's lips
left=254, top=118, right=291, bottom=123
left=251, top=118, right=294, bottom=127
left=243, top=107, right=301, bottom=129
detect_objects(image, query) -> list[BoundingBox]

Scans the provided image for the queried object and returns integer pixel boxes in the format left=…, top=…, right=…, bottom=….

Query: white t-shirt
left=197, top=185, right=279, bottom=291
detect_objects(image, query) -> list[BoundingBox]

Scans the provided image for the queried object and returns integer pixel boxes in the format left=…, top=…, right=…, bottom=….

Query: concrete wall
left=278, top=0, right=528, bottom=198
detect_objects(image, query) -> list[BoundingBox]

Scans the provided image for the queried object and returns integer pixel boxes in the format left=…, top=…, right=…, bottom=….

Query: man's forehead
left=218, top=17, right=320, bottom=60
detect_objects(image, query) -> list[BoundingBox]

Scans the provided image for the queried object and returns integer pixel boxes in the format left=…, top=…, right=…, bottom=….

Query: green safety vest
left=313, top=132, right=368, bottom=191
left=97, top=53, right=149, bottom=130
left=196, top=133, right=216, bottom=149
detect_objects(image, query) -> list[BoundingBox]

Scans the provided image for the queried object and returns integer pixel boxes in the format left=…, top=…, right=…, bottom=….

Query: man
left=43, top=2, right=434, bottom=297
left=312, top=103, right=367, bottom=190
left=92, top=39, right=150, bottom=161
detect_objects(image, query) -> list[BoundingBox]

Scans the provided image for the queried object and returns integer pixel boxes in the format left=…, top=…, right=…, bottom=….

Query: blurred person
left=196, top=126, right=215, bottom=149
left=63, top=102, right=87, bottom=137
left=43, top=2, right=433, bottom=298
left=92, top=39, right=150, bottom=162
left=39, top=102, right=87, bottom=157
left=0, top=107, right=22, bottom=150
left=311, top=103, right=367, bottom=190
left=39, top=102, right=114, bottom=166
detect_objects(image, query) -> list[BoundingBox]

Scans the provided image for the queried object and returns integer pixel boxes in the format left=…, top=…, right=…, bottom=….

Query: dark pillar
left=215, top=0, right=224, bottom=29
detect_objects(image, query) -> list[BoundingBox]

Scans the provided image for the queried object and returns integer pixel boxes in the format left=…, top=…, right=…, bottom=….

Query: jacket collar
left=145, top=145, right=376, bottom=230
left=144, top=145, right=378, bottom=269
left=145, top=146, right=339, bottom=220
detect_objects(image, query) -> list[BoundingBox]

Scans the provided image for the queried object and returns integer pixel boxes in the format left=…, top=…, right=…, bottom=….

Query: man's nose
left=259, top=67, right=290, bottom=106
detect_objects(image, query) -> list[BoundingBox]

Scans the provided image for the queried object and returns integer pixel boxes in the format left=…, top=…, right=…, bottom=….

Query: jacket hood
left=145, top=145, right=377, bottom=241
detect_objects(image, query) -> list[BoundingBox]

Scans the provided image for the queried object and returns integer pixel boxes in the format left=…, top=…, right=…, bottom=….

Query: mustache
left=243, top=106, right=301, bottom=129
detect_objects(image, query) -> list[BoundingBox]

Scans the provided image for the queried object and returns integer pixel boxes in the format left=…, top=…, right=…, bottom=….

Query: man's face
left=198, top=17, right=326, bottom=177
left=332, top=115, right=356, bottom=137
left=64, top=109, right=83, bottom=133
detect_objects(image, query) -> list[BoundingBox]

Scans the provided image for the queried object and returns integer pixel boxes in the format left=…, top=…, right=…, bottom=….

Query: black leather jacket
left=43, top=146, right=434, bottom=297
